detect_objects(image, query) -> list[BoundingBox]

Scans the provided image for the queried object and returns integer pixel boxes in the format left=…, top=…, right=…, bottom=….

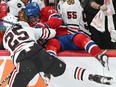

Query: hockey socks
left=62, top=64, right=113, bottom=85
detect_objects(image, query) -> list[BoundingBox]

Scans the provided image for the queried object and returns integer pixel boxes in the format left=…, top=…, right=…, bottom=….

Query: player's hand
left=99, top=4, right=107, bottom=11
left=34, top=23, right=49, bottom=28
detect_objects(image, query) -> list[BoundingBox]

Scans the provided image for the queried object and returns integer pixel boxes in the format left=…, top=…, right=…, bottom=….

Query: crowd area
left=0, top=0, right=116, bottom=87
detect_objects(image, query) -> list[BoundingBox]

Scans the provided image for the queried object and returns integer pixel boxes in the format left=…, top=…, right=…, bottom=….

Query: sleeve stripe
left=41, top=28, right=50, bottom=39
left=49, top=13, right=62, bottom=19
left=40, top=28, right=44, bottom=39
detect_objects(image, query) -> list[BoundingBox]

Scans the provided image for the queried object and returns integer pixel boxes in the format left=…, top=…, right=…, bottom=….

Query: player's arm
left=40, top=6, right=63, bottom=29
left=31, top=27, right=56, bottom=40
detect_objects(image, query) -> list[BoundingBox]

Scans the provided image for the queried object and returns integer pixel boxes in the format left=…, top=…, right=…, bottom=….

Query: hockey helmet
left=25, top=2, right=40, bottom=17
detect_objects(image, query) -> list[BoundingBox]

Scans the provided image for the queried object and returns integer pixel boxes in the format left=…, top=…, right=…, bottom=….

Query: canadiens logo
left=17, top=3, right=22, bottom=8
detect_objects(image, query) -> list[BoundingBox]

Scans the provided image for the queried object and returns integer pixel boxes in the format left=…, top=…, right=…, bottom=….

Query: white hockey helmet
left=2, top=13, right=18, bottom=30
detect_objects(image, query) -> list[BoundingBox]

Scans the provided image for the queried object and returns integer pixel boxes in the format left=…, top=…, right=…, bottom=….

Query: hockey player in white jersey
left=57, top=0, right=90, bottom=35
left=2, top=13, right=56, bottom=65
left=1, top=13, right=114, bottom=87
left=7, top=0, right=45, bottom=21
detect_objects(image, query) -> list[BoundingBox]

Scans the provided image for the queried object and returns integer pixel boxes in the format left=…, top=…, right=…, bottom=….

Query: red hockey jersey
left=29, top=6, right=62, bottom=29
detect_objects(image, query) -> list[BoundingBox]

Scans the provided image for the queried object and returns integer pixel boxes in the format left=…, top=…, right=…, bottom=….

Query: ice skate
left=89, top=74, right=113, bottom=85
left=97, top=54, right=109, bottom=68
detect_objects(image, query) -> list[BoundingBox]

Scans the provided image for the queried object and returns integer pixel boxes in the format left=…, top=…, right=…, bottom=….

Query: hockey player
left=45, top=0, right=110, bottom=69
left=24, top=1, right=110, bottom=69
left=0, top=0, right=45, bottom=43
left=24, top=2, right=62, bottom=29
left=7, top=0, right=45, bottom=21
left=57, top=0, right=90, bottom=35
left=1, top=13, right=113, bottom=87
left=43, top=0, right=59, bottom=9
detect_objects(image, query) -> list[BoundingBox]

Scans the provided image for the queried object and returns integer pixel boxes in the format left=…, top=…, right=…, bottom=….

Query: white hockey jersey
left=7, top=0, right=45, bottom=16
left=57, top=0, right=65, bottom=13
left=58, top=0, right=91, bottom=35
left=3, top=21, right=56, bottom=65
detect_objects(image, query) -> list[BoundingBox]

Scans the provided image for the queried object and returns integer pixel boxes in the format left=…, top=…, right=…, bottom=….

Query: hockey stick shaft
left=0, top=67, right=15, bottom=86
left=0, top=19, right=19, bottom=26
left=0, top=73, right=11, bottom=86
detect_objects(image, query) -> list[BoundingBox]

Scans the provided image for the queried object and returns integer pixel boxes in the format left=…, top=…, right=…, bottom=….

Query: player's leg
left=62, top=63, right=113, bottom=85
left=73, top=33, right=109, bottom=67
left=40, top=53, right=113, bottom=85
left=46, top=34, right=81, bottom=56
left=8, top=59, right=38, bottom=87
left=46, top=38, right=61, bottom=56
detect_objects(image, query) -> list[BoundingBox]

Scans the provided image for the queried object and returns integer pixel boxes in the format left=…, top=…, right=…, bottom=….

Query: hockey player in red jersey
left=24, top=1, right=109, bottom=69
left=25, top=2, right=62, bottom=29
left=45, top=0, right=110, bottom=69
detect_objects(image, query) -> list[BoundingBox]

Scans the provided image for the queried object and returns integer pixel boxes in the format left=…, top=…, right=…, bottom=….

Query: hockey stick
left=0, top=67, right=15, bottom=86
left=0, top=73, right=12, bottom=86
left=0, top=19, right=19, bottom=26
left=0, top=71, right=50, bottom=86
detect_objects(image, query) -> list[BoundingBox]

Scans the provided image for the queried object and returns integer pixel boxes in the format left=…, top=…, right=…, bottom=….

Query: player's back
left=2, top=24, right=41, bottom=54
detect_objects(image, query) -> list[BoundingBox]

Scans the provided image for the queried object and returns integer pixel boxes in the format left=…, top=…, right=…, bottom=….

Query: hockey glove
left=34, top=22, right=49, bottom=28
